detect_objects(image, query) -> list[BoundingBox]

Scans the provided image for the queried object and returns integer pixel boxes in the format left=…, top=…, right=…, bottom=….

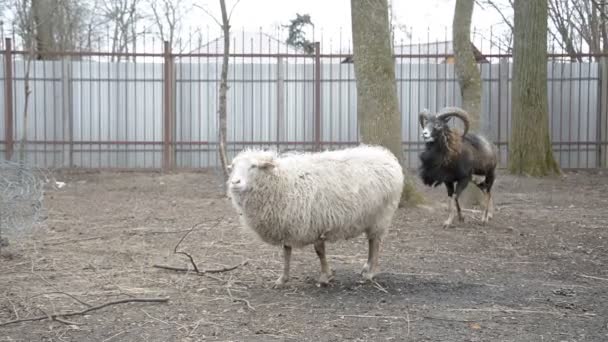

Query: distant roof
left=192, top=31, right=307, bottom=55
left=341, top=41, right=488, bottom=63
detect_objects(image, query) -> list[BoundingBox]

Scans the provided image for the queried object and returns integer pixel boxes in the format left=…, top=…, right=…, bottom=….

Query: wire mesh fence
left=0, top=159, right=46, bottom=247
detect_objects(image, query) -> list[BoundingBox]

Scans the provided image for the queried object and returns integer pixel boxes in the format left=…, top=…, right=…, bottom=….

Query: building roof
left=341, top=40, right=488, bottom=64
left=192, top=30, right=307, bottom=55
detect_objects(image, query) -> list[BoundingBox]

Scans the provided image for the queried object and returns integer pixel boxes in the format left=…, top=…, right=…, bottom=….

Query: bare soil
left=1, top=169, right=607, bottom=341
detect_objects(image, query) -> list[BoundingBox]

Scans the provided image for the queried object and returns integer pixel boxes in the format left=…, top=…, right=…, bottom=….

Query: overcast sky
left=194, top=0, right=510, bottom=52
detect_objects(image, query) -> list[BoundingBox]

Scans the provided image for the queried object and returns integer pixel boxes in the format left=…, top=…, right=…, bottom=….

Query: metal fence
left=1, top=37, right=607, bottom=170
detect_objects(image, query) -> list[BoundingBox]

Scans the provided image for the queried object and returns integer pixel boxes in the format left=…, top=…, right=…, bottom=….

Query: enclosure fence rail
left=0, top=37, right=607, bottom=170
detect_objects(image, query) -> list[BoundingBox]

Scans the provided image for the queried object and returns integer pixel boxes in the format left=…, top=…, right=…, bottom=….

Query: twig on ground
left=579, top=274, right=608, bottom=282
left=31, top=272, right=92, bottom=308
left=153, top=218, right=248, bottom=277
left=38, top=308, right=79, bottom=326
left=172, top=221, right=209, bottom=273
left=152, top=260, right=248, bottom=275
left=447, top=308, right=561, bottom=315
left=101, top=330, right=128, bottom=342
left=29, top=291, right=92, bottom=308
left=0, top=297, right=169, bottom=327
left=3, top=293, right=20, bottom=319
left=340, top=314, right=406, bottom=320
left=423, top=315, right=480, bottom=322
left=226, top=287, right=255, bottom=311
left=406, top=310, right=411, bottom=337
left=372, top=280, right=389, bottom=294
left=45, top=236, right=104, bottom=246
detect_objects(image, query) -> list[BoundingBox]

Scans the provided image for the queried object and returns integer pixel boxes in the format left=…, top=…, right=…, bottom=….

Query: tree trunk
left=218, top=0, right=230, bottom=181
left=32, top=0, right=56, bottom=60
left=453, top=0, right=484, bottom=205
left=351, top=0, right=423, bottom=206
left=509, top=0, right=561, bottom=176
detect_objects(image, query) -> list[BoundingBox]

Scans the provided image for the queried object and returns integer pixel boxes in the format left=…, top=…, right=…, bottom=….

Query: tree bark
left=351, top=0, right=423, bottom=206
left=509, top=0, right=561, bottom=176
left=453, top=0, right=484, bottom=205
left=218, top=0, right=230, bottom=180
left=32, top=0, right=56, bottom=59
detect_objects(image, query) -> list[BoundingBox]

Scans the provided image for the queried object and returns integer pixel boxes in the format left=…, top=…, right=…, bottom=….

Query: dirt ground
left=1, top=169, right=607, bottom=342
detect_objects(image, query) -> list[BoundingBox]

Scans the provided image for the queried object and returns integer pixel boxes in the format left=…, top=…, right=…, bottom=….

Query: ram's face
left=421, top=117, right=446, bottom=143
left=227, top=155, right=275, bottom=193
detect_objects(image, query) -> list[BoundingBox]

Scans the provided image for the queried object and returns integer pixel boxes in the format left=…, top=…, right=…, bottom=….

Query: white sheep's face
left=227, top=155, right=275, bottom=194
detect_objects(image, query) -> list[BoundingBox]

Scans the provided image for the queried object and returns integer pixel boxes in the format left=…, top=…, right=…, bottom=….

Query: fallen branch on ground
left=579, top=274, right=608, bottom=282
left=152, top=219, right=248, bottom=276
left=153, top=260, right=248, bottom=275
left=0, top=297, right=169, bottom=327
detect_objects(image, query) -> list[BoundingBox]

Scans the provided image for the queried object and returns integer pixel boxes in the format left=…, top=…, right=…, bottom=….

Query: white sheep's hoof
left=442, top=221, right=452, bottom=229
left=360, top=263, right=370, bottom=275
left=273, top=275, right=289, bottom=288
left=318, top=272, right=334, bottom=286
left=361, top=270, right=376, bottom=282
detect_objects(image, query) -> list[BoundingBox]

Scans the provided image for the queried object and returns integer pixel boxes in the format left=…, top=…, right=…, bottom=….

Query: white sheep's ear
left=257, top=159, right=275, bottom=170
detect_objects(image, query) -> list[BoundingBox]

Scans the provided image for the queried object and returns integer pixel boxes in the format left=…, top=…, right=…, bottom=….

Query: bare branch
left=479, top=0, right=513, bottom=32
left=193, top=3, right=223, bottom=28
left=0, top=297, right=169, bottom=327
left=228, top=0, right=242, bottom=22
left=153, top=219, right=248, bottom=276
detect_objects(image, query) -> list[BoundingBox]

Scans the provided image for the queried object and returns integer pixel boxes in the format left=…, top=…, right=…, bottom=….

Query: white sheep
left=226, top=144, right=404, bottom=287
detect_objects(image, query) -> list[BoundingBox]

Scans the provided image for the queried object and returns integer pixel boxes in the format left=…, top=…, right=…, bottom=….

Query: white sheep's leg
left=314, top=241, right=333, bottom=285
left=274, top=245, right=292, bottom=287
left=362, top=238, right=380, bottom=281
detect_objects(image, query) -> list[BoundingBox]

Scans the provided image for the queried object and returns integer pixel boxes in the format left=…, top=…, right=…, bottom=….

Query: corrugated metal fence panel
left=11, top=60, right=65, bottom=167
left=70, top=61, right=164, bottom=169
left=0, top=58, right=602, bottom=169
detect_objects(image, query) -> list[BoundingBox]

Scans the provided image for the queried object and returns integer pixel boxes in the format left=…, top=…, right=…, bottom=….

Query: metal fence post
left=599, top=57, right=608, bottom=168
left=276, top=56, right=284, bottom=151
left=3, top=38, right=13, bottom=160
left=314, top=42, right=321, bottom=151
left=61, top=57, right=73, bottom=168
left=163, top=41, right=175, bottom=170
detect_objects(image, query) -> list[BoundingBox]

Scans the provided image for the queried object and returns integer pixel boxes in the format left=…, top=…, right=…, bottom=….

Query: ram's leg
left=487, top=192, right=494, bottom=220
left=454, top=178, right=470, bottom=223
left=274, top=245, right=292, bottom=287
left=443, top=183, right=457, bottom=228
left=481, top=170, right=496, bottom=223
left=361, top=237, right=381, bottom=281
left=481, top=191, right=493, bottom=223
left=314, top=241, right=333, bottom=285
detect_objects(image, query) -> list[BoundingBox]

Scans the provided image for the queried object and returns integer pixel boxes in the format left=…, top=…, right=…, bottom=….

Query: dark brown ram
left=418, top=107, right=498, bottom=228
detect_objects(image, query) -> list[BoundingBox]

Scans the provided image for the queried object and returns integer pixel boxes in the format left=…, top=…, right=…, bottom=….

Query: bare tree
left=478, top=0, right=607, bottom=59
left=453, top=0, right=484, bottom=205
left=509, top=0, right=560, bottom=176
left=195, top=0, right=242, bottom=180
left=351, top=0, right=423, bottom=206
left=99, top=0, right=144, bottom=60
left=148, top=0, right=190, bottom=51
left=11, top=0, right=98, bottom=57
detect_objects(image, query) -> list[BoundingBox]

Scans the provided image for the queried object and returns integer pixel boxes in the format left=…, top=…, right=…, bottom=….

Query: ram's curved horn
left=436, top=106, right=470, bottom=137
left=418, top=109, right=431, bottom=128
